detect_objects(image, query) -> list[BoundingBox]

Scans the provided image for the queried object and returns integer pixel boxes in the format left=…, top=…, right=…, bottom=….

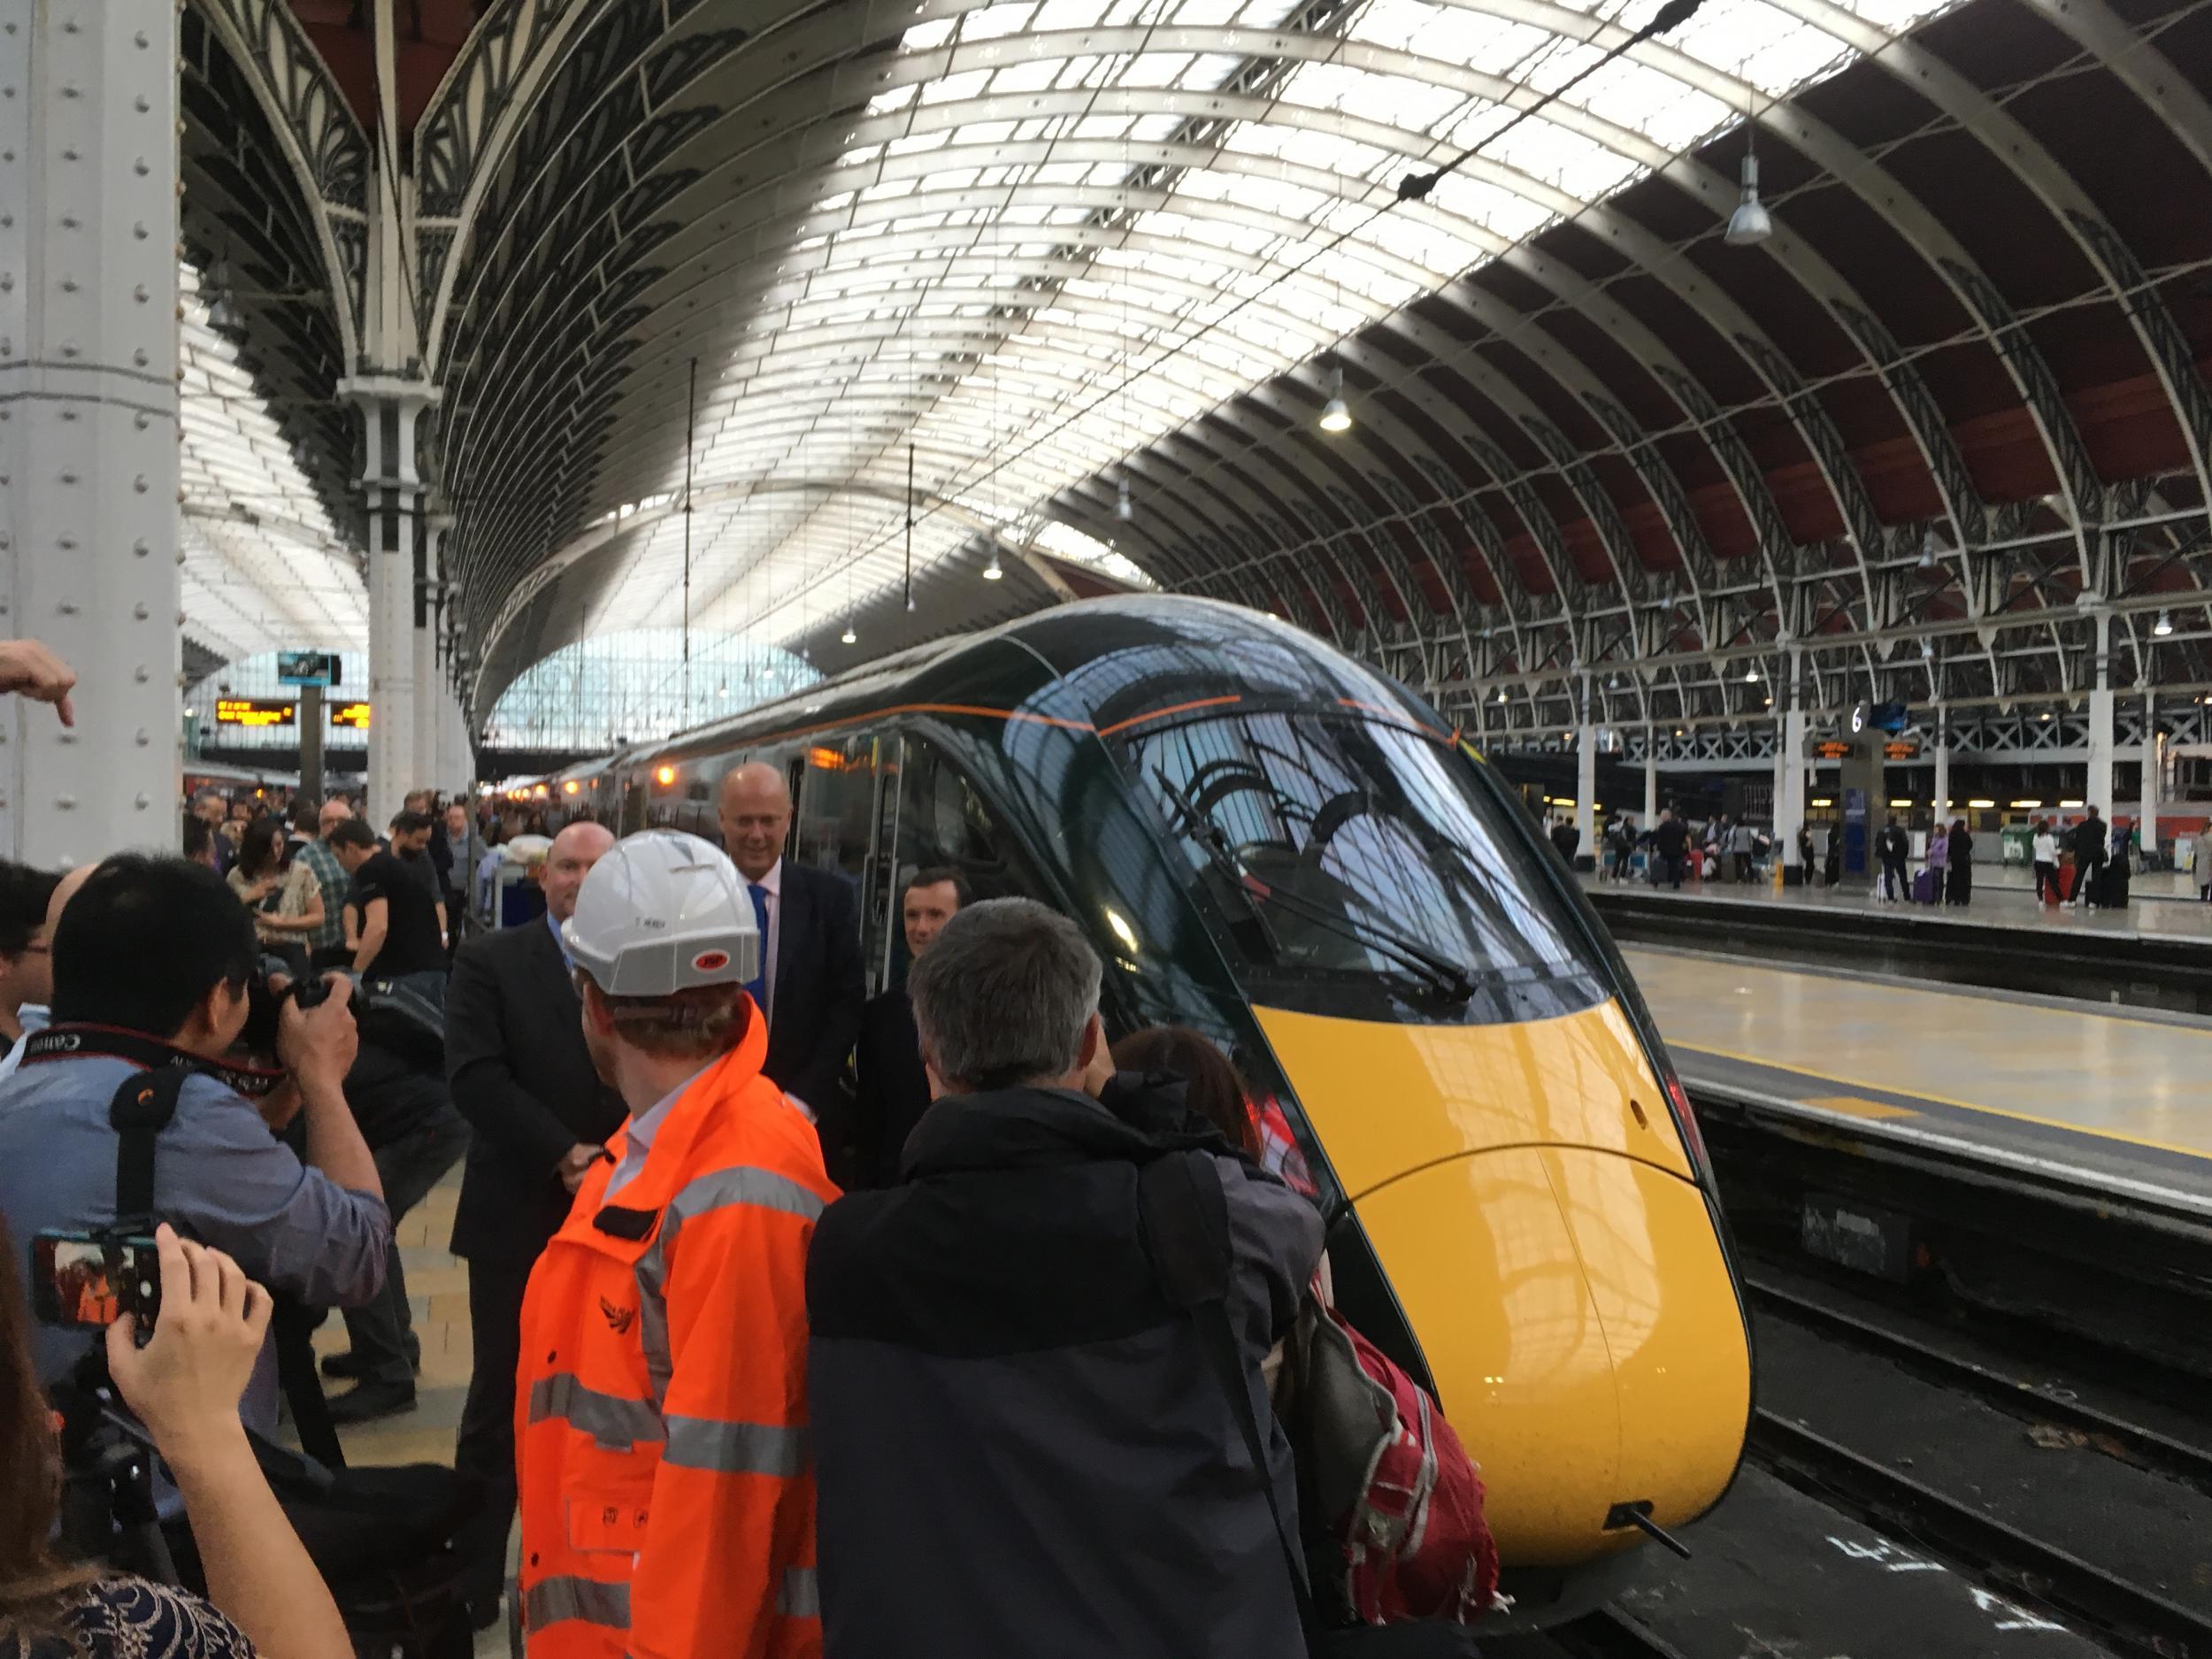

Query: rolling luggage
left=1912, top=868, right=1940, bottom=904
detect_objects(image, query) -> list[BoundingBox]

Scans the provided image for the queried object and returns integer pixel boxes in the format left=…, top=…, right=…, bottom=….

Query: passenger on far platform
left=717, top=762, right=864, bottom=1121
left=1605, top=814, right=1636, bottom=882
left=1796, top=823, right=1816, bottom=886
left=807, top=898, right=1321, bottom=1659
left=1651, top=809, right=1688, bottom=889
left=1548, top=814, right=1578, bottom=866
left=1924, top=814, right=1948, bottom=902
left=844, top=865, right=968, bottom=1189
left=0, top=862, right=59, bottom=1052
left=2102, top=816, right=2133, bottom=910
left=2071, top=806, right=2108, bottom=909
left=2033, top=818, right=2062, bottom=905
left=1877, top=816, right=1910, bottom=902
left=1946, top=818, right=1973, bottom=907
left=1729, top=818, right=1755, bottom=882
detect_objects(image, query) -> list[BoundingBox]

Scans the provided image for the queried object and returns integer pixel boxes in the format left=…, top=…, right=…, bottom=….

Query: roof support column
left=1932, top=709, right=1952, bottom=831
left=1779, top=648, right=1807, bottom=880
left=414, top=514, right=445, bottom=797
left=343, top=379, right=436, bottom=828
left=2087, top=606, right=2116, bottom=832
left=1576, top=672, right=1595, bottom=875
left=1643, top=737, right=1657, bottom=827
left=0, top=0, right=180, bottom=865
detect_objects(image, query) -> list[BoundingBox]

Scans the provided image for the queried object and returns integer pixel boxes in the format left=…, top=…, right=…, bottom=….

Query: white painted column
left=1643, top=737, right=1657, bottom=824
left=342, top=380, right=435, bottom=829
left=1574, top=674, right=1595, bottom=870
left=2087, top=607, right=2116, bottom=828
left=0, top=0, right=181, bottom=866
left=2139, top=685, right=2157, bottom=850
left=1778, top=649, right=1807, bottom=872
left=411, top=515, right=442, bottom=796
left=1932, top=708, right=1952, bottom=829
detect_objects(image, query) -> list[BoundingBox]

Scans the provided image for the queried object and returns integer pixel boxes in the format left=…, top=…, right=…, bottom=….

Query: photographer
left=0, top=855, right=389, bottom=1442
left=0, top=1217, right=351, bottom=1659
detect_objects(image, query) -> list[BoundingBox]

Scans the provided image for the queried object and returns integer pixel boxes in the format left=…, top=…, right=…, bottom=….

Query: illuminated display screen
left=329, top=702, right=372, bottom=729
left=1811, top=740, right=1854, bottom=760
left=1882, top=740, right=1921, bottom=761
left=215, top=698, right=296, bottom=729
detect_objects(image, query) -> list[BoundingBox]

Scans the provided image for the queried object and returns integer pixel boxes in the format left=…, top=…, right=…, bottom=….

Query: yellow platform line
left=1671, top=1040, right=2212, bottom=1165
left=1801, top=1094, right=1921, bottom=1122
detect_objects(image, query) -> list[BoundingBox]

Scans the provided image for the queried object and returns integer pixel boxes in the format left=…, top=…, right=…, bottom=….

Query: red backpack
left=1287, top=1294, right=1503, bottom=1625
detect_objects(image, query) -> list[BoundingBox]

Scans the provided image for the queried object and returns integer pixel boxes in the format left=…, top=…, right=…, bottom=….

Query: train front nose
left=1253, top=1000, right=1751, bottom=1564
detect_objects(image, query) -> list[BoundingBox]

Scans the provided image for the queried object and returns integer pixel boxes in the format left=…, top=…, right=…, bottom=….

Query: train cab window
left=1125, top=709, right=1603, bottom=1020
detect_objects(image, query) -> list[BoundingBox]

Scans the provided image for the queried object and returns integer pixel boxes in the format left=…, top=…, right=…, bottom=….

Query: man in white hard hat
left=514, top=831, right=833, bottom=1659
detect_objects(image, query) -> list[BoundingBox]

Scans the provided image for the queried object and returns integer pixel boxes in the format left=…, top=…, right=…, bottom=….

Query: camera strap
left=19, top=1023, right=288, bottom=1100
left=109, top=1067, right=191, bottom=1234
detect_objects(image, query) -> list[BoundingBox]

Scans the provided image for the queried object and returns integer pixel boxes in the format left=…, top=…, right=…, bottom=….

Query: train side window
left=793, top=739, right=875, bottom=884
left=881, top=735, right=1042, bottom=985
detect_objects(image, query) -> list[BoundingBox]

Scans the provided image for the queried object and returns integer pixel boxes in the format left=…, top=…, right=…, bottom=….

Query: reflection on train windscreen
left=1127, top=710, right=1594, bottom=996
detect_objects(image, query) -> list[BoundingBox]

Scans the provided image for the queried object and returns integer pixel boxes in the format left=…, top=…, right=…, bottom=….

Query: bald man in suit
left=718, top=762, right=864, bottom=1120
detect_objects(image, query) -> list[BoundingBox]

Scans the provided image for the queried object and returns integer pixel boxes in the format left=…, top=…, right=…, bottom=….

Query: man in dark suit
left=718, top=761, right=865, bottom=1121
left=443, top=819, right=621, bottom=1619
left=847, top=865, right=967, bottom=1188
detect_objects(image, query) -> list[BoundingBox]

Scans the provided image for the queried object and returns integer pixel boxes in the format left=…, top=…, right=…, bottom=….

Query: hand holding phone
left=104, top=1225, right=271, bottom=1470
left=31, top=1231, right=160, bottom=1330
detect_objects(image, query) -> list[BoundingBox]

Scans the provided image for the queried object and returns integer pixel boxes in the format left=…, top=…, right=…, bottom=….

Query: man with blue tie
left=718, top=761, right=865, bottom=1125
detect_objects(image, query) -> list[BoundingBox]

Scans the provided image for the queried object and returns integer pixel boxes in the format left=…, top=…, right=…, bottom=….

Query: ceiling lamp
left=1744, top=664, right=1759, bottom=683
left=1919, top=528, right=1940, bottom=570
left=1116, top=477, right=1133, bottom=521
left=983, top=549, right=1003, bottom=581
left=2154, top=611, right=2174, bottom=637
left=841, top=622, right=857, bottom=645
left=1318, top=366, right=1352, bottom=434
left=1724, top=134, right=1773, bottom=248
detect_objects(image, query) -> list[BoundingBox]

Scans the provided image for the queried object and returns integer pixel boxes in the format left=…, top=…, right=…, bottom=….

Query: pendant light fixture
left=2154, top=611, right=2175, bottom=637
left=983, top=546, right=1003, bottom=581
left=1724, top=111, right=1773, bottom=248
left=841, top=622, right=857, bottom=645
left=1919, top=527, right=1939, bottom=570
left=1116, top=476, right=1133, bottom=521
left=1319, top=365, right=1352, bottom=434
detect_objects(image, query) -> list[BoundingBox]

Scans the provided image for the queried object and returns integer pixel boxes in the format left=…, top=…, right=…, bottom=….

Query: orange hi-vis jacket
left=514, top=1009, right=834, bottom=1659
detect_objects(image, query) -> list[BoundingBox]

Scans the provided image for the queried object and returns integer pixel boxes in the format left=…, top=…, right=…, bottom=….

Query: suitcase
left=1913, top=869, right=1940, bottom=904
left=2058, top=863, right=2078, bottom=902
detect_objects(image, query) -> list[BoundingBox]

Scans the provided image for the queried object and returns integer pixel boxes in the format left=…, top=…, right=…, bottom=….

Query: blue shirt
left=547, top=908, right=572, bottom=971
left=0, top=1056, right=392, bottom=1440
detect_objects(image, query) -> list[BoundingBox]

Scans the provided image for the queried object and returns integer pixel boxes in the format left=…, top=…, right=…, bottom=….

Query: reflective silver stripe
left=777, top=1566, right=819, bottom=1620
left=527, top=1372, right=665, bottom=1449
left=634, top=1164, right=826, bottom=1402
left=523, top=1576, right=630, bottom=1632
left=663, top=1415, right=809, bottom=1476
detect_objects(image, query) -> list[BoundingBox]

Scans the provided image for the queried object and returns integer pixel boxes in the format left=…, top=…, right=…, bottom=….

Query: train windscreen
left=1125, top=710, right=1603, bottom=1018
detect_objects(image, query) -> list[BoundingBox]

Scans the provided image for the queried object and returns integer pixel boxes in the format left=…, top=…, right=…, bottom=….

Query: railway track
left=1745, top=1264, right=2212, bottom=1659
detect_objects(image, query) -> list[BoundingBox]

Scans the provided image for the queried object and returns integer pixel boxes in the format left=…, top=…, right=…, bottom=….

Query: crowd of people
left=0, top=639, right=1478, bottom=1659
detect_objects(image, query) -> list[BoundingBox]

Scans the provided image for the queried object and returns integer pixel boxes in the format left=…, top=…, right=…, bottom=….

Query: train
left=507, top=594, right=1752, bottom=1621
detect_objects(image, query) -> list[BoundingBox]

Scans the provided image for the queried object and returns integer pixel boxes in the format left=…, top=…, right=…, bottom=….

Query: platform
left=1624, top=943, right=2212, bottom=1219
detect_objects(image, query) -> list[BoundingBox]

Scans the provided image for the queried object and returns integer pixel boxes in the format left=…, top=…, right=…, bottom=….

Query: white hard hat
left=562, top=831, right=761, bottom=997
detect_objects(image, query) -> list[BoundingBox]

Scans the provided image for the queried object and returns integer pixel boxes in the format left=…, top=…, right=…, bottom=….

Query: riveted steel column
left=413, top=513, right=442, bottom=797
left=1643, top=739, right=1657, bottom=826
left=342, top=378, right=435, bottom=829
left=1575, top=673, right=1596, bottom=875
left=2087, top=608, right=2116, bottom=829
left=0, top=0, right=180, bottom=865
left=1779, top=649, right=1808, bottom=880
left=1932, top=709, right=1952, bottom=829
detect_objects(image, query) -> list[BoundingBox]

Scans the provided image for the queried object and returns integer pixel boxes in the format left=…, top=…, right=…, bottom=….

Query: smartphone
left=29, top=1231, right=160, bottom=1331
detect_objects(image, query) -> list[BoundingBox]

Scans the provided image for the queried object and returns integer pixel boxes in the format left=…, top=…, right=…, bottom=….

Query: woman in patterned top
left=0, top=1220, right=349, bottom=1659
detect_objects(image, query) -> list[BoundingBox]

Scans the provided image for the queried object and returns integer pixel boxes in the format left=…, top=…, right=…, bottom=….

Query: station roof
left=180, top=0, right=2212, bottom=736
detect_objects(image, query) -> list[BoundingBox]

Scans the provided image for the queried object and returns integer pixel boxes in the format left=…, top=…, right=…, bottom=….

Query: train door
left=618, top=772, right=649, bottom=836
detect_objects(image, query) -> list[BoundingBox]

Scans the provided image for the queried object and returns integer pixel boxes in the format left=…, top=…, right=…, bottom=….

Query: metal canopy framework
left=175, top=0, right=2212, bottom=742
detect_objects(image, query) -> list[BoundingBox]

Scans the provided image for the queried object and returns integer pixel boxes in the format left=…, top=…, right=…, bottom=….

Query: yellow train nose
left=1352, top=1147, right=1749, bottom=1562
left=1253, top=1001, right=1749, bottom=1563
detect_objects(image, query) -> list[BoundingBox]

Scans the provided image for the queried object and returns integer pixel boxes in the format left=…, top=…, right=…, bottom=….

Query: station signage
left=214, top=697, right=296, bottom=729
left=277, top=650, right=342, bottom=687
left=330, top=702, right=372, bottom=729
left=1811, top=739, right=1854, bottom=760
left=1882, top=739, right=1921, bottom=761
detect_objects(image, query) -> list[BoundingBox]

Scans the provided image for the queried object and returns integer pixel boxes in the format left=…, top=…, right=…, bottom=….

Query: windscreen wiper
left=1152, top=769, right=1475, bottom=1003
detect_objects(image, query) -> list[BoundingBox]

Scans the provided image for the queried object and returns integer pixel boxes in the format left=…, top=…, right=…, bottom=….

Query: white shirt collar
left=750, top=856, right=783, bottom=896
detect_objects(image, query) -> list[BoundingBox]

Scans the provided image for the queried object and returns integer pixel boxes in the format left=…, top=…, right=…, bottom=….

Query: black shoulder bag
left=1139, top=1149, right=1483, bottom=1658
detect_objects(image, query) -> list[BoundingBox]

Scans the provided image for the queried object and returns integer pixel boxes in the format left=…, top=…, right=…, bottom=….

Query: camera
left=239, top=959, right=334, bottom=1055
left=31, top=1230, right=161, bottom=1331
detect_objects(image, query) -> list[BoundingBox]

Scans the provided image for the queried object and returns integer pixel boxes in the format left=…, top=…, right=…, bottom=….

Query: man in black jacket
left=718, top=762, right=864, bottom=1118
left=808, top=899, right=1322, bottom=1659
left=844, top=865, right=967, bottom=1187
left=443, top=819, right=623, bottom=1617
left=1651, top=808, right=1690, bottom=888
left=2072, top=807, right=2108, bottom=908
